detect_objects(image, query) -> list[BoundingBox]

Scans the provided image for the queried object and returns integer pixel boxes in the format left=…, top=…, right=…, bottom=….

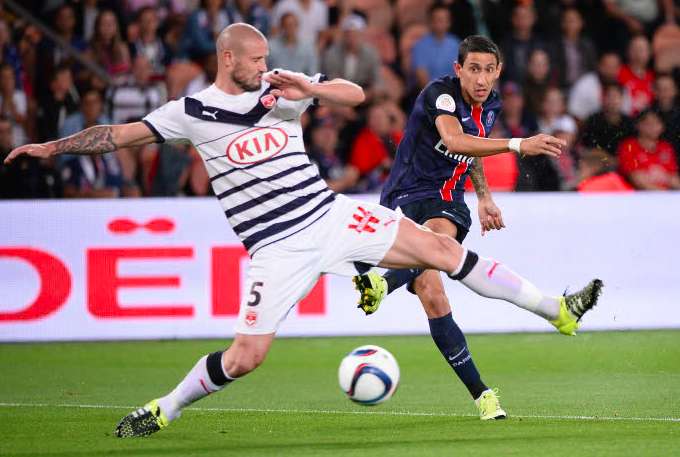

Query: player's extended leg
left=380, top=218, right=603, bottom=334
left=115, top=333, right=274, bottom=438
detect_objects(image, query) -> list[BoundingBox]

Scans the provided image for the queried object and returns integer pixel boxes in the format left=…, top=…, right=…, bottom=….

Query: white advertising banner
left=1, top=192, right=679, bottom=342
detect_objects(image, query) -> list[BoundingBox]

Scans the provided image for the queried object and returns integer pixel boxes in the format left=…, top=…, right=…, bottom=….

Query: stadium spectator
left=161, top=11, right=190, bottom=63
left=346, top=102, right=403, bottom=192
left=59, top=91, right=125, bottom=199
left=85, top=10, right=131, bottom=78
left=268, top=12, right=318, bottom=75
left=60, top=89, right=110, bottom=140
left=576, top=147, right=634, bottom=192
left=602, top=0, right=676, bottom=52
left=522, top=48, right=554, bottom=116
left=75, top=0, right=102, bottom=42
left=618, top=34, right=655, bottom=115
left=551, top=116, right=579, bottom=189
left=271, top=0, right=329, bottom=45
left=618, top=109, right=680, bottom=190
left=308, top=119, right=358, bottom=192
left=491, top=81, right=537, bottom=192
left=0, top=20, right=22, bottom=86
left=35, top=5, right=83, bottom=100
left=0, top=63, right=27, bottom=148
left=226, top=0, right=270, bottom=35
left=322, top=15, right=381, bottom=96
left=410, top=4, right=460, bottom=90
left=500, top=4, right=545, bottom=84
left=106, top=56, right=166, bottom=125
left=568, top=51, right=632, bottom=122
left=183, top=0, right=232, bottom=58
left=538, top=87, right=577, bottom=136
left=651, top=73, right=680, bottom=158
left=553, top=7, right=597, bottom=89
left=0, top=116, right=62, bottom=199
left=441, top=0, right=478, bottom=41
left=184, top=54, right=219, bottom=95
left=581, top=83, right=636, bottom=156
left=129, top=7, right=170, bottom=79
left=36, top=65, right=79, bottom=143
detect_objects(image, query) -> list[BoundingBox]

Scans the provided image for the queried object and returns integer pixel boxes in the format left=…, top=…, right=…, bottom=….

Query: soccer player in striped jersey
left=352, top=35, right=602, bottom=419
left=5, top=25, right=601, bottom=437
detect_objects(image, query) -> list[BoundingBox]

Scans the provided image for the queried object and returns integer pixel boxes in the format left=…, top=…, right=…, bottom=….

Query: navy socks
left=428, top=312, right=487, bottom=399
left=384, top=268, right=423, bottom=294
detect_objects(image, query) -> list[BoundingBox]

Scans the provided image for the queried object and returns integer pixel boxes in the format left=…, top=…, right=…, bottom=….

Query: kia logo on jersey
left=226, top=127, right=289, bottom=164
left=260, top=94, right=277, bottom=109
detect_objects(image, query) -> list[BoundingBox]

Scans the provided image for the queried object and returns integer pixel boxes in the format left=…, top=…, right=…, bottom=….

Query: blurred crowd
left=1, top=0, right=679, bottom=199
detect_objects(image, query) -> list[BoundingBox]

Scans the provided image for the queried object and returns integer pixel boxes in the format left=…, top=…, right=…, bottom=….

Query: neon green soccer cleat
left=352, top=271, right=388, bottom=315
left=550, top=279, right=604, bottom=336
left=476, top=389, right=507, bottom=420
left=115, top=399, right=169, bottom=438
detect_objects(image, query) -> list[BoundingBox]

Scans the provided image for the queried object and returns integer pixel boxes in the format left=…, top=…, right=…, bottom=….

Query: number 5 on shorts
left=247, top=281, right=264, bottom=306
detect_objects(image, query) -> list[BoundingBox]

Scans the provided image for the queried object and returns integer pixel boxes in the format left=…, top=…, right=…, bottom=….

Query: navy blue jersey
left=381, top=76, right=502, bottom=209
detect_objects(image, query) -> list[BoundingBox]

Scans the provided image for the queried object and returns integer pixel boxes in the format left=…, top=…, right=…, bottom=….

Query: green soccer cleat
left=115, top=399, right=169, bottom=438
left=550, top=279, right=604, bottom=336
left=476, top=389, right=507, bottom=420
left=352, top=271, right=388, bottom=315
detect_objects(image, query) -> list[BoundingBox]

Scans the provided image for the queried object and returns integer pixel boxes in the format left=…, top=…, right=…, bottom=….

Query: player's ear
left=222, top=49, right=234, bottom=67
left=496, top=62, right=503, bottom=78
left=454, top=62, right=462, bottom=77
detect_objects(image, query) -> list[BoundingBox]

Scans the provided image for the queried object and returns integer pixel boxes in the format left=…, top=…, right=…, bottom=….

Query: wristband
left=508, top=137, right=522, bottom=154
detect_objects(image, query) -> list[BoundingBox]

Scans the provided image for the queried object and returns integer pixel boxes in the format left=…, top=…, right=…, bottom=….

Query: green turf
left=1, top=331, right=679, bottom=456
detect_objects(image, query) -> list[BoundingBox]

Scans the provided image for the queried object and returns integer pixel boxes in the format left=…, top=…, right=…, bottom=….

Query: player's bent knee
left=414, top=280, right=450, bottom=317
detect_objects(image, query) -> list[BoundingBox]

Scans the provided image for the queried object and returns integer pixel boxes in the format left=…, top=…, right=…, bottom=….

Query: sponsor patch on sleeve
left=435, top=94, right=456, bottom=113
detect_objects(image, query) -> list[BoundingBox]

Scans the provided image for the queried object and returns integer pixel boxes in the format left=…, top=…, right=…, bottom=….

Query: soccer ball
left=338, top=345, right=400, bottom=405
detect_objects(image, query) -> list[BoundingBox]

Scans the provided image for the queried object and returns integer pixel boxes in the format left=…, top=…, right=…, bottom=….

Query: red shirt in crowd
left=577, top=172, right=634, bottom=192
left=618, top=65, right=655, bottom=116
left=348, top=129, right=402, bottom=175
left=618, top=137, right=678, bottom=189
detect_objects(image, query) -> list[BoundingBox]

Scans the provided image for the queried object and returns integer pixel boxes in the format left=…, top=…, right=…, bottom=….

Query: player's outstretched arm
left=435, top=115, right=565, bottom=158
left=264, top=71, right=365, bottom=107
left=3, top=122, right=157, bottom=165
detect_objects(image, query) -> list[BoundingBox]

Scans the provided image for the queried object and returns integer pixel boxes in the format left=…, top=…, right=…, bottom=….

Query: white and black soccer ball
left=338, top=345, right=400, bottom=405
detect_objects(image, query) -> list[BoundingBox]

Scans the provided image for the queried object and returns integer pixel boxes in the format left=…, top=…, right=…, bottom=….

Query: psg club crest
left=486, top=111, right=495, bottom=127
left=260, top=94, right=277, bottom=109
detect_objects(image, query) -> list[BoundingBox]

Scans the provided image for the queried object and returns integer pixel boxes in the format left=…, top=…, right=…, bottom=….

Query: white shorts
left=235, top=194, right=401, bottom=334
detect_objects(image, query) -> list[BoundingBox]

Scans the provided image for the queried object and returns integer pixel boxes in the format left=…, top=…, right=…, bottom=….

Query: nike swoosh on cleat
left=462, top=117, right=471, bottom=121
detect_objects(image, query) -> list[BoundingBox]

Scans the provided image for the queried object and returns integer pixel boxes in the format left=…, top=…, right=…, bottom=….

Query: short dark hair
left=458, top=35, right=501, bottom=65
left=428, top=2, right=449, bottom=18
left=601, top=82, right=623, bottom=95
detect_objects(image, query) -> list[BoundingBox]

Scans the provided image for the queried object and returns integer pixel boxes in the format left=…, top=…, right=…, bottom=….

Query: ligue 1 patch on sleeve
left=435, top=94, right=456, bottom=113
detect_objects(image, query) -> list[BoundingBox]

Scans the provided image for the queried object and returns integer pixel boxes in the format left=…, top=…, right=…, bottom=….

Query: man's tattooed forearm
left=52, top=126, right=117, bottom=155
left=469, top=157, right=489, bottom=198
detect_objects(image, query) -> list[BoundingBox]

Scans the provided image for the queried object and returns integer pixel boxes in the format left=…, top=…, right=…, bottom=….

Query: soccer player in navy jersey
left=352, top=35, right=601, bottom=419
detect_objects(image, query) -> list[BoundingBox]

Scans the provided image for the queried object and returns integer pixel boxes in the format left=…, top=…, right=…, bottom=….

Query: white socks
left=454, top=252, right=560, bottom=320
left=157, top=352, right=234, bottom=421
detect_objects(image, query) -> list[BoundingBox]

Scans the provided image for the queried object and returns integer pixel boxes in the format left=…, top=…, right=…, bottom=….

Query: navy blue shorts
left=399, top=198, right=471, bottom=244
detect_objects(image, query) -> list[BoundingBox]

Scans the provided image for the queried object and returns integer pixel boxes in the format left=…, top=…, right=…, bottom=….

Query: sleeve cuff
left=142, top=119, right=165, bottom=143
left=312, top=73, right=328, bottom=106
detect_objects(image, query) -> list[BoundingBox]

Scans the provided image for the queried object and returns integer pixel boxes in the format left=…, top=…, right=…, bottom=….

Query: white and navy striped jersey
left=142, top=72, right=335, bottom=254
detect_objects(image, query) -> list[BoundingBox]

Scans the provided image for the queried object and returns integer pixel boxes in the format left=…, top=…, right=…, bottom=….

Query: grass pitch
left=1, top=330, right=679, bottom=456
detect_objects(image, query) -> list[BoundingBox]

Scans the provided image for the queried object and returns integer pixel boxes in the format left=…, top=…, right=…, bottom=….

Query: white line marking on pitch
left=0, top=402, right=678, bottom=423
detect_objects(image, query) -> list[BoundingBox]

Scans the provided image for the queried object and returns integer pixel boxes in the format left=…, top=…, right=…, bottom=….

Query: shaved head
left=217, top=23, right=267, bottom=55
left=215, top=22, right=269, bottom=93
